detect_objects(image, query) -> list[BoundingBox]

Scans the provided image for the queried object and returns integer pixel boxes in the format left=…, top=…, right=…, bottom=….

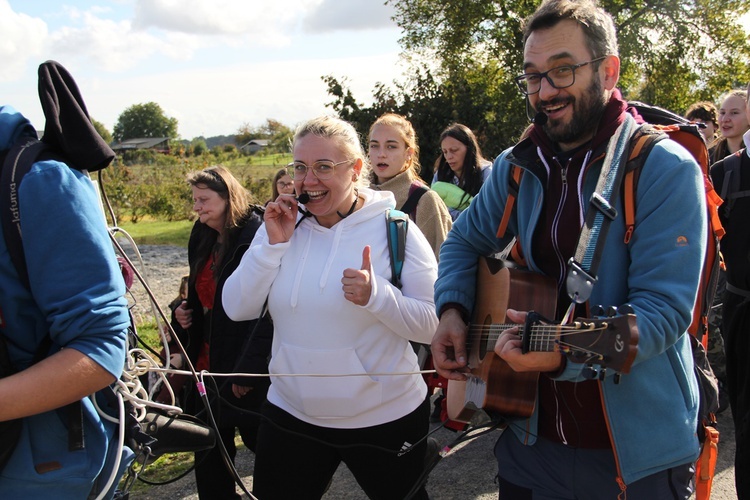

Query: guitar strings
left=464, top=324, right=611, bottom=359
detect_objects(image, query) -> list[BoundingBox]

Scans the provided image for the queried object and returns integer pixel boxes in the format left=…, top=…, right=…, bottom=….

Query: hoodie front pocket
left=272, top=343, right=383, bottom=419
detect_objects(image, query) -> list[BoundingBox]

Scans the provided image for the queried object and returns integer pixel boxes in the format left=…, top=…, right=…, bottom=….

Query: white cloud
left=132, top=0, right=319, bottom=36
left=2, top=1, right=405, bottom=139
left=48, top=13, right=198, bottom=72
left=303, top=0, right=396, bottom=32
left=0, top=0, right=48, bottom=82
left=77, top=51, right=404, bottom=139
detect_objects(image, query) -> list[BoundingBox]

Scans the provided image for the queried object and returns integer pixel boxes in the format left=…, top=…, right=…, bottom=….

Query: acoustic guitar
left=446, top=257, right=638, bottom=424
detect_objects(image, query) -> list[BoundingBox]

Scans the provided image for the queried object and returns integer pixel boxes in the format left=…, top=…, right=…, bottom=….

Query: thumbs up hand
left=342, top=246, right=372, bottom=306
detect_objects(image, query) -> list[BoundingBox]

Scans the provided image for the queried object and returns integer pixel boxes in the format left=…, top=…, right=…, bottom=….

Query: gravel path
left=121, top=245, right=738, bottom=500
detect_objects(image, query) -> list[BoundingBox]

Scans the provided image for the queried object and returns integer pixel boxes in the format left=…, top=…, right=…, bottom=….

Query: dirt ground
left=123, top=245, right=738, bottom=500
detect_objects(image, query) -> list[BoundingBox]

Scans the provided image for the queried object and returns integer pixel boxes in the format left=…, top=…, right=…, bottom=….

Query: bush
left=99, top=156, right=285, bottom=221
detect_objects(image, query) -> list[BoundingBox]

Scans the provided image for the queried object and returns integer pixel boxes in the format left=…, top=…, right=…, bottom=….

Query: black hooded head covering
left=37, top=60, right=114, bottom=172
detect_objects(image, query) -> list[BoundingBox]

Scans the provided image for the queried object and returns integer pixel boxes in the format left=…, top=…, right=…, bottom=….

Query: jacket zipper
left=599, top=380, right=628, bottom=498
left=551, top=158, right=570, bottom=285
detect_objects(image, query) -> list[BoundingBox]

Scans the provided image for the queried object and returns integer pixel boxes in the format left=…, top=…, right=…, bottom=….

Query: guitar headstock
left=564, top=314, right=638, bottom=373
left=523, top=312, right=638, bottom=373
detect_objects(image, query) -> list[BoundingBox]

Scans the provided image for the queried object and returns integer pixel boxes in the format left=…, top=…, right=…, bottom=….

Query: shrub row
left=99, top=152, right=289, bottom=223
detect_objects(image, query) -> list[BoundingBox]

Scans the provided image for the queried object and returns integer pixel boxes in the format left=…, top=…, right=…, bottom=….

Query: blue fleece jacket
left=435, top=115, right=705, bottom=485
left=0, top=106, right=129, bottom=498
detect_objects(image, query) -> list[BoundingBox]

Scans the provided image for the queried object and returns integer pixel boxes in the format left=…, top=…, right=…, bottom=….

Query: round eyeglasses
left=286, top=159, right=352, bottom=180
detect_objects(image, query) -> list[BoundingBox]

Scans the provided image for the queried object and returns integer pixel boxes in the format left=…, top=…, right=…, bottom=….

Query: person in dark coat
left=173, top=166, right=272, bottom=499
left=709, top=83, right=750, bottom=499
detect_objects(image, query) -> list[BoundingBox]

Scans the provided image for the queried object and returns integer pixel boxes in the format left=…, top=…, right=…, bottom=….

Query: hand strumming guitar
left=431, top=308, right=471, bottom=380
left=494, top=308, right=564, bottom=373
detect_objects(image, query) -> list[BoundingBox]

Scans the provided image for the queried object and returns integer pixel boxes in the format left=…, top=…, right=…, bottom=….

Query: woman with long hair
left=174, top=165, right=272, bottom=499
left=432, top=123, right=492, bottom=221
left=368, top=112, right=452, bottom=259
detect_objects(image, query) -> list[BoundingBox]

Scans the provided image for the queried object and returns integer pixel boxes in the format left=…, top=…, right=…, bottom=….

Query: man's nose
left=537, top=77, right=559, bottom=101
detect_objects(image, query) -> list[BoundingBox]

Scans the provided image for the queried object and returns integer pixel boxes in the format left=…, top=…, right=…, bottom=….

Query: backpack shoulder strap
left=386, top=209, right=409, bottom=288
left=719, top=151, right=747, bottom=219
left=399, top=182, right=429, bottom=221
left=496, top=165, right=523, bottom=238
left=622, top=127, right=666, bottom=243
left=1, top=137, right=51, bottom=290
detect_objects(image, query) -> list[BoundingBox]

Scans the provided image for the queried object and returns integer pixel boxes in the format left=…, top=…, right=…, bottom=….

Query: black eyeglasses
left=515, top=56, right=607, bottom=95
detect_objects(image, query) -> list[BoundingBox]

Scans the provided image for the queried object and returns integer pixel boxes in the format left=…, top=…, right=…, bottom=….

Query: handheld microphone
left=533, top=111, right=548, bottom=126
left=296, top=193, right=310, bottom=204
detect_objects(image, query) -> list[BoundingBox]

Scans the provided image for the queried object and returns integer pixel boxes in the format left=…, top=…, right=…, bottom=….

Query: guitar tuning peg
left=606, top=306, right=618, bottom=317
left=590, top=305, right=605, bottom=317
left=598, top=368, right=607, bottom=381
left=617, top=304, right=635, bottom=315
left=583, top=365, right=599, bottom=380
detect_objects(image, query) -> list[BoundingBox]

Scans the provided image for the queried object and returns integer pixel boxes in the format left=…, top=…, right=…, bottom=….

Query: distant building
left=112, top=137, right=170, bottom=154
left=240, top=139, right=269, bottom=154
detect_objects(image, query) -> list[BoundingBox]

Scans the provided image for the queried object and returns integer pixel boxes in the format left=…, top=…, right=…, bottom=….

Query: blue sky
left=1, top=0, right=405, bottom=139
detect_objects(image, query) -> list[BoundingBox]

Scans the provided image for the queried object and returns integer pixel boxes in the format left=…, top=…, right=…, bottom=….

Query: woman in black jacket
left=174, top=166, right=272, bottom=499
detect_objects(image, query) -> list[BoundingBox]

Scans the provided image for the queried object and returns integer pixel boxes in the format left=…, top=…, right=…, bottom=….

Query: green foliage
left=329, top=0, right=750, bottom=157
left=235, top=118, right=294, bottom=154
left=92, top=118, right=113, bottom=144
left=99, top=153, right=292, bottom=223
left=101, top=161, right=192, bottom=223
left=191, top=138, right=208, bottom=156
left=113, top=102, right=179, bottom=142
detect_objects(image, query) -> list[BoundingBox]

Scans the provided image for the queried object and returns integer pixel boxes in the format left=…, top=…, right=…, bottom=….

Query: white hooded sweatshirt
left=223, top=188, right=439, bottom=428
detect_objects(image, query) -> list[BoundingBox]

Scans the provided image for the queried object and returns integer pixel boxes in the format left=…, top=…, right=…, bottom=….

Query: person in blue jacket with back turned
left=431, top=1, right=706, bottom=498
left=0, top=104, right=129, bottom=499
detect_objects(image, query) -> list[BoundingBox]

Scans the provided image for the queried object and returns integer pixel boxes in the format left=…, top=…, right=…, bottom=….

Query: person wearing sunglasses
left=223, top=116, right=439, bottom=499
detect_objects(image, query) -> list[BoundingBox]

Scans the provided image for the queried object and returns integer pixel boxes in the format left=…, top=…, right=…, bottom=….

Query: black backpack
left=718, top=150, right=748, bottom=219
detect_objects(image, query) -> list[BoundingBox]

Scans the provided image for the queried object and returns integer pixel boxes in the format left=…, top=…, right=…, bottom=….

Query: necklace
left=336, top=189, right=359, bottom=219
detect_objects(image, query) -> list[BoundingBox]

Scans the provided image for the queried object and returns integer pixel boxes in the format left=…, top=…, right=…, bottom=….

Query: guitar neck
left=470, top=323, right=563, bottom=353
left=469, top=313, right=637, bottom=374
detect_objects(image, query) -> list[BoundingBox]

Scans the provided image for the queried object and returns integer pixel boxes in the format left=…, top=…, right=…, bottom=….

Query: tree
left=113, top=102, right=179, bottom=142
left=234, top=119, right=294, bottom=154
left=325, top=0, right=750, bottom=158
left=390, top=0, right=750, bottom=105
left=234, top=122, right=258, bottom=147
left=265, top=119, right=294, bottom=153
left=91, top=118, right=112, bottom=144
left=191, top=138, right=208, bottom=156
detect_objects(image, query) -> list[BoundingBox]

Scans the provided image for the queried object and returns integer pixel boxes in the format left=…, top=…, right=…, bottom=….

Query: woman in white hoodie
left=223, top=116, right=438, bottom=500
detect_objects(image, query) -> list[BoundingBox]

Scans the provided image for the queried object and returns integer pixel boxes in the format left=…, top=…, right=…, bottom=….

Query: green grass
left=134, top=319, right=161, bottom=348
left=225, top=152, right=292, bottom=176
left=121, top=434, right=247, bottom=494
left=123, top=452, right=195, bottom=493
left=116, top=219, right=193, bottom=247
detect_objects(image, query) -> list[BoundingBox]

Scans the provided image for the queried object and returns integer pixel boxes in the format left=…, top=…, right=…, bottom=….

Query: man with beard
left=431, top=0, right=705, bottom=498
